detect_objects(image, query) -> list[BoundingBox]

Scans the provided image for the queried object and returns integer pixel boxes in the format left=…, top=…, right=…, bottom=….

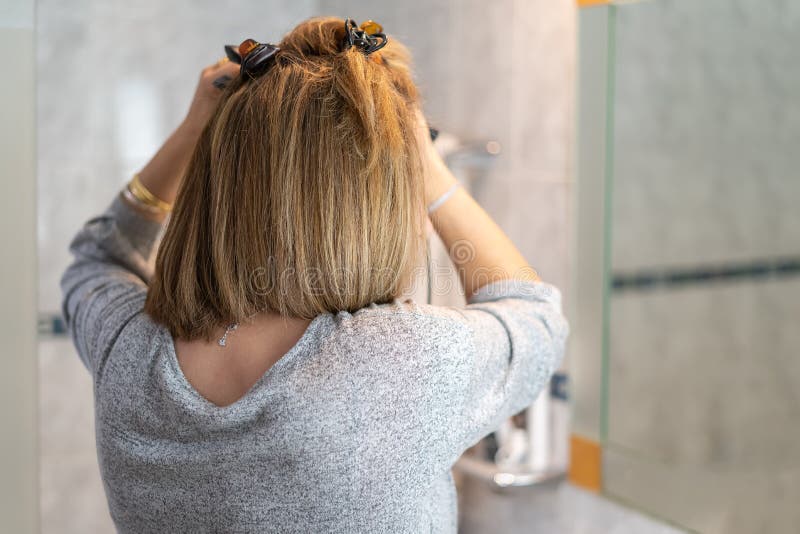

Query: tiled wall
left=610, top=0, right=800, bottom=271
left=37, top=1, right=576, bottom=532
left=37, top=0, right=317, bottom=312
left=603, top=1, right=800, bottom=532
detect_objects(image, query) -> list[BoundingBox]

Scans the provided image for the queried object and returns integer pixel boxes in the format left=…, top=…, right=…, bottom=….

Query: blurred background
left=577, top=2, right=800, bottom=533
left=1, top=0, right=798, bottom=532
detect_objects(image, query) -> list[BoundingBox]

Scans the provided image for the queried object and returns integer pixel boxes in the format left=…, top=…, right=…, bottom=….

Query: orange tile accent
left=577, top=0, right=611, bottom=7
left=568, top=434, right=602, bottom=492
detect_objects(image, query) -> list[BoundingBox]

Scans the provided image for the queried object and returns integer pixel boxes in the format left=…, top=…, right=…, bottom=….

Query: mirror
left=34, top=1, right=578, bottom=532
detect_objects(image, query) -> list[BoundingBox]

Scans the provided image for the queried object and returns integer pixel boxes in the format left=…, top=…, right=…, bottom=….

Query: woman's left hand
left=129, top=52, right=242, bottom=217
left=181, top=54, right=241, bottom=135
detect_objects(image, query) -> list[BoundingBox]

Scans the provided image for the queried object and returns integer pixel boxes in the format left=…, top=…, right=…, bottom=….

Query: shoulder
left=315, top=300, right=478, bottom=414
left=355, top=298, right=472, bottom=340
left=319, top=298, right=477, bottom=366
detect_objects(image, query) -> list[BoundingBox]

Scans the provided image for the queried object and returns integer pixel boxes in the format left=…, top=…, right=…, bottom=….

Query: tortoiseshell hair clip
left=342, top=19, right=388, bottom=55
left=222, top=21, right=437, bottom=141
left=224, top=38, right=280, bottom=79
left=224, top=18, right=386, bottom=81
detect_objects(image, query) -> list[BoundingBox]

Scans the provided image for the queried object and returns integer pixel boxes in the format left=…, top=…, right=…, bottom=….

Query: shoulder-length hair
left=144, top=17, right=426, bottom=341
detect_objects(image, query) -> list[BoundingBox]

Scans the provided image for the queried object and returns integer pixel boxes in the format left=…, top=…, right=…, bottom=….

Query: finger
left=203, top=57, right=234, bottom=75
left=207, top=61, right=239, bottom=82
left=203, top=59, right=239, bottom=88
left=212, top=74, right=233, bottom=91
left=210, top=57, right=231, bottom=70
left=214, top=62, right=240, bottom=89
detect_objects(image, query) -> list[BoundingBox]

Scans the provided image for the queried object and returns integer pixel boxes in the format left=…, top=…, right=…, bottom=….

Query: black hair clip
left=224, top=38, right=280, bottom=79
left=343, top=19, right=388, bottom=55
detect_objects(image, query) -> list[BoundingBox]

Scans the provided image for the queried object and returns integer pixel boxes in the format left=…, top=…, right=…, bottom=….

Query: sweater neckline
left=159, top=314, right=326, bottom=415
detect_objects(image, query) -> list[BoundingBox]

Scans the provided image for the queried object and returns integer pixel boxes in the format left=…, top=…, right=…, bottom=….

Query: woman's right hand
left=415, top=107, right=540, bottom=299
left=414, top=108, right=458, bottom=207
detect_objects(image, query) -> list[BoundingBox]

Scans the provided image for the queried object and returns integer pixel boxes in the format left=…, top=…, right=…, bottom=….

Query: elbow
left=506, top=312, right=570, bottom=415
left=59, top=268, right=75, bottom=329
left=550, top=311, right=570, bottom=353
left=543, top=311, right=569, bottom=374
left=524, top=310, right=569, bottom=387
left=59, top=262, right=84, bottom=330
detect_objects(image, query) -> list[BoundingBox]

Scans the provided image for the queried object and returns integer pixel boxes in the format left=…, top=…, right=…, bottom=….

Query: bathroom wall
left=599, top=1, right=800, bottom=532
left=37, top=0, right=316, bottom=312
left=36, top=1, right=576, bottom=531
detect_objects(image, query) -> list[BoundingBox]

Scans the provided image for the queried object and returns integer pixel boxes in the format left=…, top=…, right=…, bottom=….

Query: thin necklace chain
left=217, top=322, right=239, bottom=347
left=217, top=313, right=259, bottom=347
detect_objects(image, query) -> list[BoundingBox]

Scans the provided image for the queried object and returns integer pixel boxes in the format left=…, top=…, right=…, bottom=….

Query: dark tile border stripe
left=38, top=314, right=67, bottom=337
left=612, top=256, right=800, bottom=292
left=37, top=258, right=800, bottom=336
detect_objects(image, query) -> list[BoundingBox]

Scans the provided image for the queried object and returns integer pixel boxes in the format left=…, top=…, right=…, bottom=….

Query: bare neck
left=173, top=312, right=313, bottom=407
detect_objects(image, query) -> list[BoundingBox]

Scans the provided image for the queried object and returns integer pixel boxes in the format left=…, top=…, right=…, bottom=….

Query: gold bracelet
left=122, top=187, right=166, bottom=215
left=127, top=173, right=173, bottom=213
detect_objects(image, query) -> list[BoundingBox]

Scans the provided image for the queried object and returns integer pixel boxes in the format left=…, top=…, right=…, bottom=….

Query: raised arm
left=415, top=109, right=568, bottom=467
left=60, top=56, right=239, bottom=375
left=128, top=56, right=241, bottom=219
left=416, top=109, right=540, bottom=300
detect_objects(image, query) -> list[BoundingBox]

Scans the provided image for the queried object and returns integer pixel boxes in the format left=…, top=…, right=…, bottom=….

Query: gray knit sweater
left=60, top=192, right=568, bottom=533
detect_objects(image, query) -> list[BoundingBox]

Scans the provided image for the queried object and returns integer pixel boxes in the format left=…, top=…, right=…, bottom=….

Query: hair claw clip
left=224, top=38, right=281, bottom=78
left=224, top=44, right=242, bottom=64
left=343, top=18, right=388, bottom=55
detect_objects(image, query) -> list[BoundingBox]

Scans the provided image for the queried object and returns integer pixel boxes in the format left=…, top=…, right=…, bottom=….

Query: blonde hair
left=144, top=17, right=426, bottom=341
